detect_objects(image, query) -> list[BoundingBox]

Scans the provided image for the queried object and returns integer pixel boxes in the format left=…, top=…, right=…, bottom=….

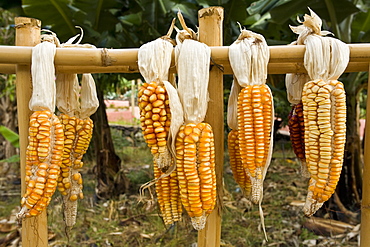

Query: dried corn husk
left=227, top=79, right=241, bottom=130
left=138, top=38, right=173, bottom=84
left=80, top=74, right=99, bottom=119
left=175, top=38, right=210, bottom=124
left=229, top=30, right=269, bottom=87
left=29, top=41, right=57, bottom=112
left=56, top=74, right=80, bottom=116
left=286, top=73, right=310, bottom=105
left=290, top=8, right=349, bottom=81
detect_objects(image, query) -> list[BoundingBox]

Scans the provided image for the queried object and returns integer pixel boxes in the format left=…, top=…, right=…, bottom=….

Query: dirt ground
left=0, top=138, right=361, bottom=247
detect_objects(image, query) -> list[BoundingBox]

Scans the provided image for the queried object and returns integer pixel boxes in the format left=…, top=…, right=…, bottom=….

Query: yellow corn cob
left=138, top=81, right=171, bottom=170
left=57, top=113, right=93, bottom=227
left=153, top=162, right=182, bottom=225
left=175, top=122, right=216, bottom=230
left=17, top=110, right=64, bottom=218
left=237, top=84, right=272, bottom=204
left=228, top=129, right=252, bottom=197
left=302, top=79, right=346, bottom=216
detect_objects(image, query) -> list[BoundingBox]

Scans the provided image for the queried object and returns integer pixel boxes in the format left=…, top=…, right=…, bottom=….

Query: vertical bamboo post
left=15, top=17, right=48, bottom=247
left=131, top=80, right=135, bottom=123
left=197, top=7, right=224, bottom=247
left=360, top=66, right=370, bottom=247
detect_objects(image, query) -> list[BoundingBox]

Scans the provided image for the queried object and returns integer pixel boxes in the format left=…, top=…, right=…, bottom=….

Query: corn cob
left=17, top=110, right=64, bottom=218
left=302, top=79, right=346, bottom=216
left=153, top=162, right=182, bottom=225
left=228, top=129, right=252, bottom=196
left=138, top=81, right=171, bottom=170
left=288, top=102, right=310, bottom=177
left=57, top=113, right=93, bottom=226
left=288, top=102, right=305, bottom=161
left=237, top=84, right=273, bottom=204
left=175, top=122, right=216, bottom=230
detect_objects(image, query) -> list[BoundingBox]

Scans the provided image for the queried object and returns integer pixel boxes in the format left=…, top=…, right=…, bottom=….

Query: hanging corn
left=138, top=19, right=181, bottom=172
left=227, top=80, right=252, bottom=196
left=173, top=12, right=216, bottom=231
left=138, top=20, right=184, bottom=226
left=153, top=161, right=182, bottom=225
left=55, top=33, right=99, bottom=227
left=290, top=8, right=349, bottom=217
left=285, top=35, right=311, bottom=177
left=288, top=102, right=308, bottom=177
left=228, top=27, right=273, bottom=239
left=17, top=34, right=63, bottom=219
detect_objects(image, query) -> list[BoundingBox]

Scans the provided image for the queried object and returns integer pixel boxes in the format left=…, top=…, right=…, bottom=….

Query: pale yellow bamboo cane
left=15, top=17, right=48, bottom=247
left=1, top=44, right=370, bottom=71
left=360, top=65, right=370, bottom=247
left=0, top=62, right=369, bottom=74
left=197, top=7, right=224, bottom=247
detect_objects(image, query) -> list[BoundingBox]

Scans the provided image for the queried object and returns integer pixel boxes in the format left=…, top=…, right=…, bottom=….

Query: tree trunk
left=91, top=87, right=128, bottom=200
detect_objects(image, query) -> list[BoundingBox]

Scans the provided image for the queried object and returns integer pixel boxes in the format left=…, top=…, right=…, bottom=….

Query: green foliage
left=0, top=8, right=15, bottom=44
left=0, top=124, right=20, bottom=163
left=0, top=125, right=19, bottom=148
left=0, top=196, right=19, bottom=218
left=22, top=0, right=81, bottom=41
left=299, top=227, right=319, bottom=241
left=0, top=154, right=20, bottom=163
left=0, top=74, right=16, bottom=102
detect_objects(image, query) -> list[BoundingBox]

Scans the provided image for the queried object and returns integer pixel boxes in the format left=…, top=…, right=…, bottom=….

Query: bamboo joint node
left=101, top=48, right=113, bottom=66
left=14, top=18, right=41, bottom=29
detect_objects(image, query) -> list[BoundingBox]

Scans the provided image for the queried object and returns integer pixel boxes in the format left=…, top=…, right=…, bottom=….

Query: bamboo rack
left=198, top=7, right=223, bottom=247
left=1, top=44, right=370, bottom=75
left=6, top=7, right=370, bottom=247
left=14, top=17, right=48, bottom=247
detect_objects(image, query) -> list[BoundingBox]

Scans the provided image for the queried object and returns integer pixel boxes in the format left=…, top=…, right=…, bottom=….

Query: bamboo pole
left=1, top=44, right=370, bottom=74
left=197, top=7, right=224, bottom=247
left=15, top=17, right=48, bottom=247
left=360, top=66, right=370, bottom=246
left=1, top=61, right=369, bottom=75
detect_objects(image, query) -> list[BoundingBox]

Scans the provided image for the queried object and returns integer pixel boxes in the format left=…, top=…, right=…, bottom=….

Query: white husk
left=138, top=38, right=173, bottom=83
left=285, top=73, right=310, bottom=104
left=56, top=30, right=98, bottom=119
left=289, top=8, right=332, bottom=45
left=175, top=38, right=210, bottom=124
left=163, top=81, right=184, bottom=157
left=304, top=35, right=349, bottom=80
left=29, top=41, right=57, bottom=112
left=285, top=39, right=310, bottom=105
left=261, top=86, right=275, bottom=241
left=56, top=73, right=98, bottom=120
left=290, top=8, right=350, bottom=80
left=56, top=74, right=80, bottom=116
left=229, top=30, right=269, bottom=87
left=227, top=79, right=241, bottom=130
left=80, top=74, right=99, bottom=119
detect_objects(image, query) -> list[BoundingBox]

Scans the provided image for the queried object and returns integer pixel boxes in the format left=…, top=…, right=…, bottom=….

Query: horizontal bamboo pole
left=0, top=62, right=368, bottom=75
left=0, top=44, right=370, bottom=74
